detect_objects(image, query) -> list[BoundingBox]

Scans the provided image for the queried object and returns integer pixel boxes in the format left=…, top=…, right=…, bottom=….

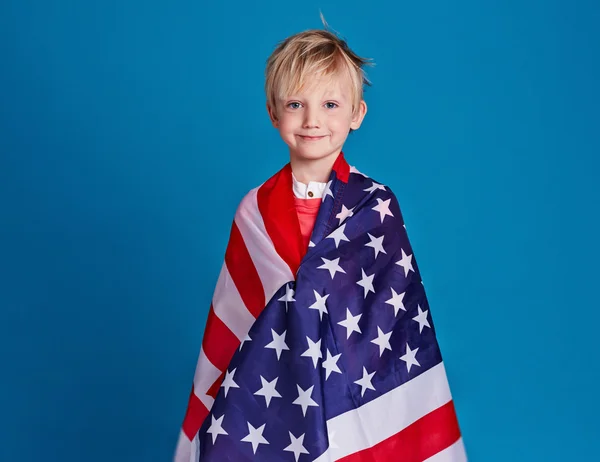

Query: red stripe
left=225, top=222, right=265, bottom=319
left=201, top=305, right=239, bottom=375
left=332, top=151, right=350, bottom=183
left=339, top=400, right=461, bottom=462
left=257, top=163, right=305, bottom=275
left=181, top=385, right=210, bottom=440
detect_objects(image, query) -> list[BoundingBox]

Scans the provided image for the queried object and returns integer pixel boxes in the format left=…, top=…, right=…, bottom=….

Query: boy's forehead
left=285, top=72, right=353, bottom=99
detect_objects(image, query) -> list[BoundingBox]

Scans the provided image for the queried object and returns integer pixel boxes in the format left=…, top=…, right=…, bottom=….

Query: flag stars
left=412, top=305, right=431, bottom=333
left=239, top=333, right=251, bottom=351
left=221, top=368, right=240, bottom=397
left=206, top=414, right=228, bottom=444
left=284, top=432, right=310, bottom=461
left=309, top=290, right=329, bottom=320
left=301, top=336, right=322, bottom=368
left=278, top=284, right=296, bottom=307
left=365, top=233, right=387, bottom=259
left=323, top=180, right=334, bottom=202
left=354, top=367, right=376, bottom=397
left=370, top=327, right=393, bottom=357
left=372, top=198, right=394, bottom=223
left=241, top=422, right=269, bottom=454
left=400, top=343, right=421, bottom=373
left=364, top=181, right=386, bottom=193
left=327, top=223, right=350, bottom=248
left=265, top=328, right=289, bottom=360
left=336, top=204, right=355, bottom=224
left=293, top=385, right=319, bottom=416
left=338, top=308, right=362, bottom=339
left=254, top=376, right=282, bottom=407
left=318, top=257, right=346, bottom=279
left=385, top=287, right=406, bottom=316
left=396, top=249, right=414, bottom=277
left=322, top=348, right=342, bottom=380
left=356, top=268, right=375, bottom=298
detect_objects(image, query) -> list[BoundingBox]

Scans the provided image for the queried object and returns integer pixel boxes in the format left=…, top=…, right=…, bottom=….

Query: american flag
left=174, top=154, right=466, bottom=461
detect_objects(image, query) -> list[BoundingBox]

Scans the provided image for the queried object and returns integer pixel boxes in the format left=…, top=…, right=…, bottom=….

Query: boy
left=175, top=25, right=466, bottom=462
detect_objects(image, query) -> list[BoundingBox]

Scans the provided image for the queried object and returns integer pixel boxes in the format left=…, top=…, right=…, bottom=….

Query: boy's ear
left=350, top=100, right=368, bottom=131
left=266, top=102, right=280, bottom=128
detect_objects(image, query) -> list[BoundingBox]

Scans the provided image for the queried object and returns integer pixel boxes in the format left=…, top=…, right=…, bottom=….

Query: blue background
left=1, top=0, right=598, bottom=461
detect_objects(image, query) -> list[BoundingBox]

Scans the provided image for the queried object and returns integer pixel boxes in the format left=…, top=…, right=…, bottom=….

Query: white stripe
left=235, top=187, right=294, bottom=303
left=424, top=437, right=468, bottom=462
left=314, top=362, right=453, bottom=461
left=173, top=429, right=191, bottom=462
left=173, top=429, right=201, bottom=462
left=192, top=346, right=221, bottom=410
left=212, top=262, right=256, bottom=341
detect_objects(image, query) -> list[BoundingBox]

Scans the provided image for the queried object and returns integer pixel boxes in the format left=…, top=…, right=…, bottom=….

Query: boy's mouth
left=298, top=135, right=326, bottom=141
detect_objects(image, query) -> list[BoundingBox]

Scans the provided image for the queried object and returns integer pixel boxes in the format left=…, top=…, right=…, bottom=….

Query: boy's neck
left=289, top=150, right=340, bottom=184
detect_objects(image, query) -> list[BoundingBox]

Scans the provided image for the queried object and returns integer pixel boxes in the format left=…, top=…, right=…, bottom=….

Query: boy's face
left=267, top=72, right=367, bottom=168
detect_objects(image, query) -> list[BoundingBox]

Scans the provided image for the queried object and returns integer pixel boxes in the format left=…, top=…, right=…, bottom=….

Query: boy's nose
left=302, top=108, right=320, bottom=128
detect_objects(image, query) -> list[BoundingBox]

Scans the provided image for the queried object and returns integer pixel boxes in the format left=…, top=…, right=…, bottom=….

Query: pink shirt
left=294, top=197, right=321, bottom=249
left=292, top=174, right=326, bottom=249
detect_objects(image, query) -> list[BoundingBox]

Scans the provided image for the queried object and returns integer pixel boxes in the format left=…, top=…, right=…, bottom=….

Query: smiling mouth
left=298, top=135, right=326, bottom=141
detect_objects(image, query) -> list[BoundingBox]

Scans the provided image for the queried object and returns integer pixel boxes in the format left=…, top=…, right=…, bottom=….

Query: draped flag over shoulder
left=174, top=153, right=466, bottom=462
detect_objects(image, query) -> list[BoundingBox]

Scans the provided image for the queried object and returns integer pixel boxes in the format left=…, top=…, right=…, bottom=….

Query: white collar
left=292, top=174, right=327, bottom=199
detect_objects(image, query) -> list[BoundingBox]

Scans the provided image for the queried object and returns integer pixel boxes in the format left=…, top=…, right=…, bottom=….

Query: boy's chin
left=288, top=148, right=340, bottom=163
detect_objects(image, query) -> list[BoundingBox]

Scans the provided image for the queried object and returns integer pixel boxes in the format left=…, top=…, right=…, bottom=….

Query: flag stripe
left=338, top=400, right=461, bottom=462
left=192, top=346, right=220, bottom=411
left=225, top=222, right=265, bottom=319
left=424, top=437, right=467, bottom=462
left=235, top=187, right=294, bottom=303
left=315, top=362, right=453, bottom=461
left=201, top=304, right=240, bottom=374
left=211, top=263, right=256, bottom=342
left=181, top=385, right=210, bottom=440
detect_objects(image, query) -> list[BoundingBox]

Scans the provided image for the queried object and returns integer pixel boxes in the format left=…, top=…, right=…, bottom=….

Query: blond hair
left=265, top=16, right=373, bottom=116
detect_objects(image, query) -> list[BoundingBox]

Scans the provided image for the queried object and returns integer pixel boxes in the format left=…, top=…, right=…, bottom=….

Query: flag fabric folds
left=174, top=153, right=466, bottom=461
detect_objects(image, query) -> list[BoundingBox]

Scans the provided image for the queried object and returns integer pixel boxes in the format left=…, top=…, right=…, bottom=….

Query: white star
left=206, top=414, right=228, bottom=443
left=364, top=181, right=386, bottom=193
left=309, top=290, right=329, bottom=320
left=322, top=348, right=342, bottom=379
left=322, top=180, right=334, bottom=202
left=365, top=233, right=387, bottom=259
left=239, top=333, right=251, bottom=351
left=326, top=223, right=350, bottom=248
left=317, top=257, right=346, bottom=279
left=293, top=384, right=319, bottom=416
left=336, top=204, right=355, bottom=224
left=372, top=198, right=394, bottom=223
left=278, top=283, right=296, bottom=304
left=370, top=327, right=393, bottom=357
left=338, top=308, right=362, bottom=339
left=396, top=249, right=414, bottom=277
left=254, top=376, right=282, bottom=407
left=221, top=368, right=239, bottom=397
left=412, top=305, right=431, bottom=333
left=308, top=240, right=315, bottom=248
left=354, top=367, right=376, bottom=397
left=265, top=328, right=289, bottom=360
left=400, top=343, right=421, bottom=372
left=240, top=422, right=269, bottom=454
left=301, top=336, right=322, bottom=368
left=349, top=165, right=365, bottom=176
left=356, top=268, right=375, bottom=298
left=385, top=287, right=406, bottom=316
left=284, top=432, right=310, bottom=461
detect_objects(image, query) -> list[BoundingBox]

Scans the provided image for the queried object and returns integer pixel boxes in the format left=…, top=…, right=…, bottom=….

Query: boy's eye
left=325, top=102, right=338, bottom=109
left=287, top=102, right=301, bottom=109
